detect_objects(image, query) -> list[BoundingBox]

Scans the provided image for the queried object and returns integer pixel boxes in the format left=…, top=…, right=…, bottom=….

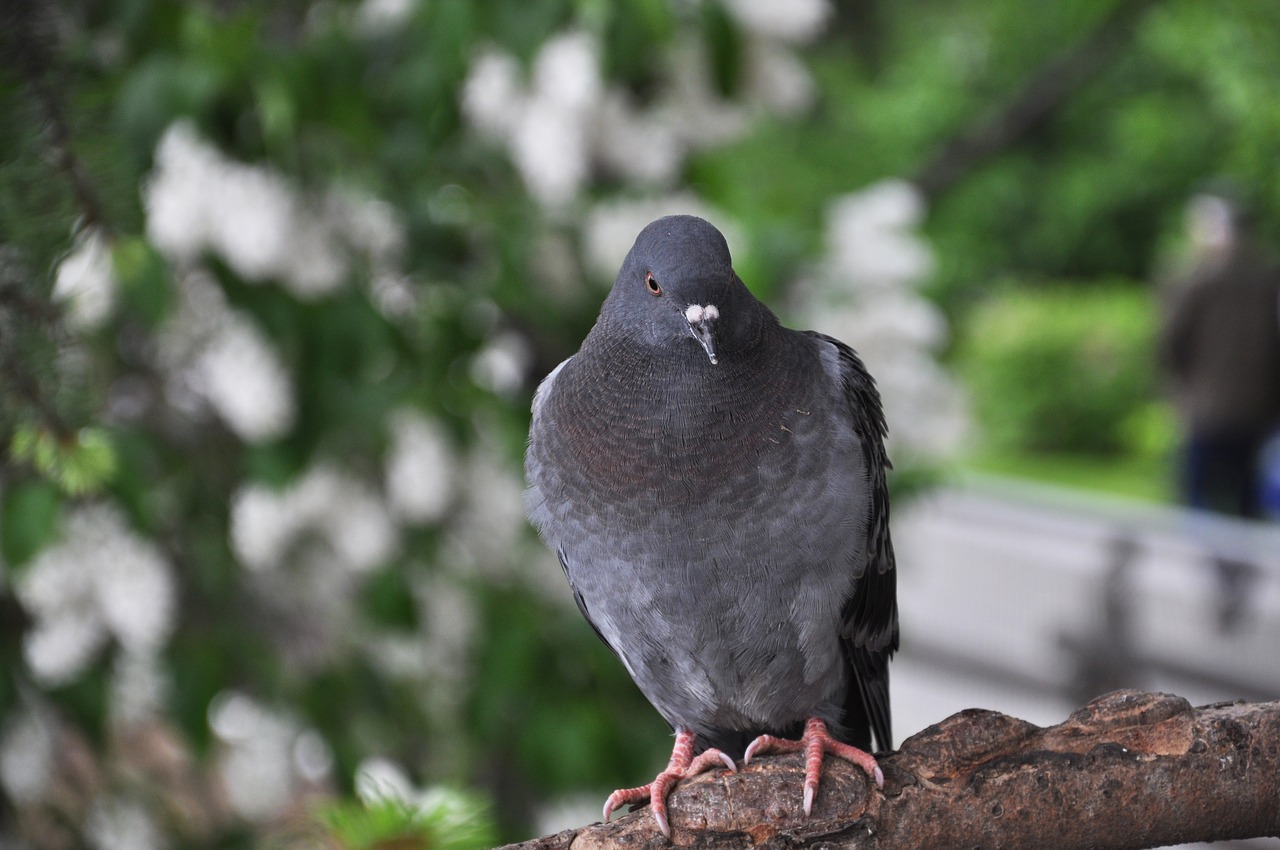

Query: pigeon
left=524, top=215, right=897, bottom=836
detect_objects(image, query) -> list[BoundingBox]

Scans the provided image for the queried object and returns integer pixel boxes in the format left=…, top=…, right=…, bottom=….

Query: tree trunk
left=500, top=690, right=1280, bottom=850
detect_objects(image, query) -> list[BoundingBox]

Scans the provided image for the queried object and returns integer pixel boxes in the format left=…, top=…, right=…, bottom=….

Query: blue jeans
left=1181, top=432, right=1264, bottom=519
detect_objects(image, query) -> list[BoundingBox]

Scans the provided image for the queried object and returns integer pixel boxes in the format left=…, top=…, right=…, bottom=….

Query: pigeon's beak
left=684, top=303, right=719, bottom=365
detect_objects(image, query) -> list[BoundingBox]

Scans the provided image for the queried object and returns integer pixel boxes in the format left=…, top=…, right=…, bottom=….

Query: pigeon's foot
left=744, top=717, right=884, bottom=815
left=602, top=728, right=735, bottom=837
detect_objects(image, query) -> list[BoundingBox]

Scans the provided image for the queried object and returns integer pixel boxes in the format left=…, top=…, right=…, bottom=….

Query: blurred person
left=1157, top=191, right=1280, bottom=630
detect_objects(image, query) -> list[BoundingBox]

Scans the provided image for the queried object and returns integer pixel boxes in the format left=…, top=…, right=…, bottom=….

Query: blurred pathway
left=891, top=474, right=1280, bottom=741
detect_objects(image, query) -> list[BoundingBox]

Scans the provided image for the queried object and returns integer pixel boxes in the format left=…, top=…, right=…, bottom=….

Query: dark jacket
left=1158, top=243, right=1280, bottom=437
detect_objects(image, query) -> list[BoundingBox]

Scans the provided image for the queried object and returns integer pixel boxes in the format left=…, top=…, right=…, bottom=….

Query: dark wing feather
left=557, top=546, right=619, bottom=659
left=804, top=331, right=899, bottom=753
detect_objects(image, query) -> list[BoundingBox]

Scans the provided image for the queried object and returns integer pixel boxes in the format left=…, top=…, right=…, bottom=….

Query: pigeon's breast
left=542, top=344, right=818, bottom=513
left=529, top=333, right=869, bottom=565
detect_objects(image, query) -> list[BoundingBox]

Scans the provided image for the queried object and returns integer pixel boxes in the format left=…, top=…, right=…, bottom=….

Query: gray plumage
left=525, top=215, right=897, bottom=762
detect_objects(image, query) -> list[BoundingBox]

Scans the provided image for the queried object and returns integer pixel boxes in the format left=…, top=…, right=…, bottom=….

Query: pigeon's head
left=602, top=215, right=762, bottom=365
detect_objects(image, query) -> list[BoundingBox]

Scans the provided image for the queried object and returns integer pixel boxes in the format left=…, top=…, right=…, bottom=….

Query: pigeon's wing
left=555, top=546, right=620, bottom=660
left=531, top=356, right=572, bottom=420
left=805, top=331, right=899, bottom=753
left=528, top=355, right=620, bottom=660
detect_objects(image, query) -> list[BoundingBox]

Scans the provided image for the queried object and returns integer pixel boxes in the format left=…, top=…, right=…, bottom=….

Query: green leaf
left=10, top=425, right=118, bottom=496
left=701, top=0, right=743, bottom=98
left=360, top=568, right=419, bottom=630
left=0, top=481, right=63, bottom=568
left=113, top=236, right=172, bottom=327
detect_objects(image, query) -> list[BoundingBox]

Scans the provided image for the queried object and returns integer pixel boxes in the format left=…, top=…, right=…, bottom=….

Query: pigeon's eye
left=645, top=273, right=663, bottom=296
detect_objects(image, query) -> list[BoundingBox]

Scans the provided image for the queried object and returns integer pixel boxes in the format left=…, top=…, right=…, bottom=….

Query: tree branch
left=911, top=0, right=1157, bottom=203
left=1, top=0, right=113, bottom=236
left=501, top=690, right=1280, bottom=849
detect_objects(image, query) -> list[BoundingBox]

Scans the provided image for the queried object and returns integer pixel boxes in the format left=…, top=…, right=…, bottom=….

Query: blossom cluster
left=461, top=3, right=828, bottom=211
left=800, top=180, right=969, bottom=463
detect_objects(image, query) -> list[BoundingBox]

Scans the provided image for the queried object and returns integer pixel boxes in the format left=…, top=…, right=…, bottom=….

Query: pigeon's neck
left=549, top=321, right=817, bottom=503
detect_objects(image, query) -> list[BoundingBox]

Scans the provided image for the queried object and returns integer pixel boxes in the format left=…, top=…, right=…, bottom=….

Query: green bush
left=959, top=283, right=1160, bottom=456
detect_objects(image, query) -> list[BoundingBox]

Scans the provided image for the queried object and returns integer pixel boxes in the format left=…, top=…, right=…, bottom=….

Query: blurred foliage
left=10, top=425, right=118, bottom=496
left=958, top=284, right=1162, bottom=456
left=1, top=0, right=1279, bottom=847
left=316, top=785, right=495, bottom=850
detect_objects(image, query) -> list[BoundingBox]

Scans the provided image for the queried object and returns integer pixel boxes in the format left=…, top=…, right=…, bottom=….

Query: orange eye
left=645, top=273, right=663, bottom=296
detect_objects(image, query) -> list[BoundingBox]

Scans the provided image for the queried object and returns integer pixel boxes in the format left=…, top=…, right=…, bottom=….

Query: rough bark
left=500, top=690, right=1280, bottom=850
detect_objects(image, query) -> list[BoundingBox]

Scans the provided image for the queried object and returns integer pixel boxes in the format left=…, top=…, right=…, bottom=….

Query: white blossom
left=86, top=797, right=164, bottom=850
left=802, top=180, right=968, bottom=463
left=659, top=37, right=750, bottom=149
left=192, top=314, right=295, bottom=442
left=593, top=91, right=684, bottom=185
left=385, top=410, right=455, bottom=524
left=155, top=269, right=229, bottom=362
left=370, top=270, right=418, bottom=319
left=230, top=463, right=398, bottom=574
left=210, top=692, right=310, bottom=821
left=280, top=212, right=349, bottom=297
left=295, top=465, right=399, bottom=572
left=461, top=22, right=825, bottom=205
left=510, top=32, right=603, bottom=209
left=722, top=0, right=831, bottom=43
left=370, top=570, right=475, bottom=678
left=95, top=545, right=176, bottom=654
left=148, top=119, right=350, bottom=296
left=230, top=485, right=296, bottom=572
left=208, top=160, right=303, bottom=281
left=16, top=505, right=175, bottom=686
left=144, top=121, right=216, bottom=262
left=145, top=121, right=406, bottom=300
left=354, top=0, right=417, bottom=34
left=471, top=330, right=531, bottom=397
left=23, top=615, right=106, bottom=686
left=0, top=710, right=55, bottom=805
left=333, top=193, right=406, bottom=267
left=441, top=440, right=528, bottom=580
left=747, top=44, right=817, bottom=114
left=293, top=729, right=335, bottom=783
left=533, top=31, right=602, bottom=114
left=816, top=291, right=949, bottom=353
left=53, top=228, right=116, bottom=330
left=462, top=49, right=523, bottom=141
left=418, top=572, right=476, bottom=678
left=109, top=652, right=168, bottom=727
left=512, top=98, right=591, bottom=210
left=155, top=270, right=294, bottom=435
left=825, top=180, right=934, bottom=288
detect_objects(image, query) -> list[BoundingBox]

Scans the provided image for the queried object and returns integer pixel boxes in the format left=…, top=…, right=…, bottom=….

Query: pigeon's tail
left=844, top=642, right=893, bottom=752
left=840, top=560, right=899, bottom=753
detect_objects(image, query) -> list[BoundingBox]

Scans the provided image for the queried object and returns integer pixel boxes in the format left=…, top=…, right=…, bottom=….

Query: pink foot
left=603, top=728, right=735, bottom=837
left=744, top=717, right=884, bottom=815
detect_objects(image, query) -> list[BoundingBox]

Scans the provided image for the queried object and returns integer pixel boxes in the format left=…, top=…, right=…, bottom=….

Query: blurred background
left=1, top=0, right=1279, bottom=847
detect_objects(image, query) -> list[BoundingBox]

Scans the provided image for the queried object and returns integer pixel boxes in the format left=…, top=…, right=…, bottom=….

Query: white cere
left=685, top=304, right=720, bottom=323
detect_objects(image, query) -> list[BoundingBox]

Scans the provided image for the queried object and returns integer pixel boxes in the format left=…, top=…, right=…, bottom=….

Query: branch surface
left=500, top=691, right=1280, bottom=850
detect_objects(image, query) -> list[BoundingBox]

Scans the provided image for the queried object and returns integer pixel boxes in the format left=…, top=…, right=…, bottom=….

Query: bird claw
left=601, top=732, right=735, bottom=837
left=744, top=733, right=800, bottom=765
left=745, top=717, right=883, bottom=816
